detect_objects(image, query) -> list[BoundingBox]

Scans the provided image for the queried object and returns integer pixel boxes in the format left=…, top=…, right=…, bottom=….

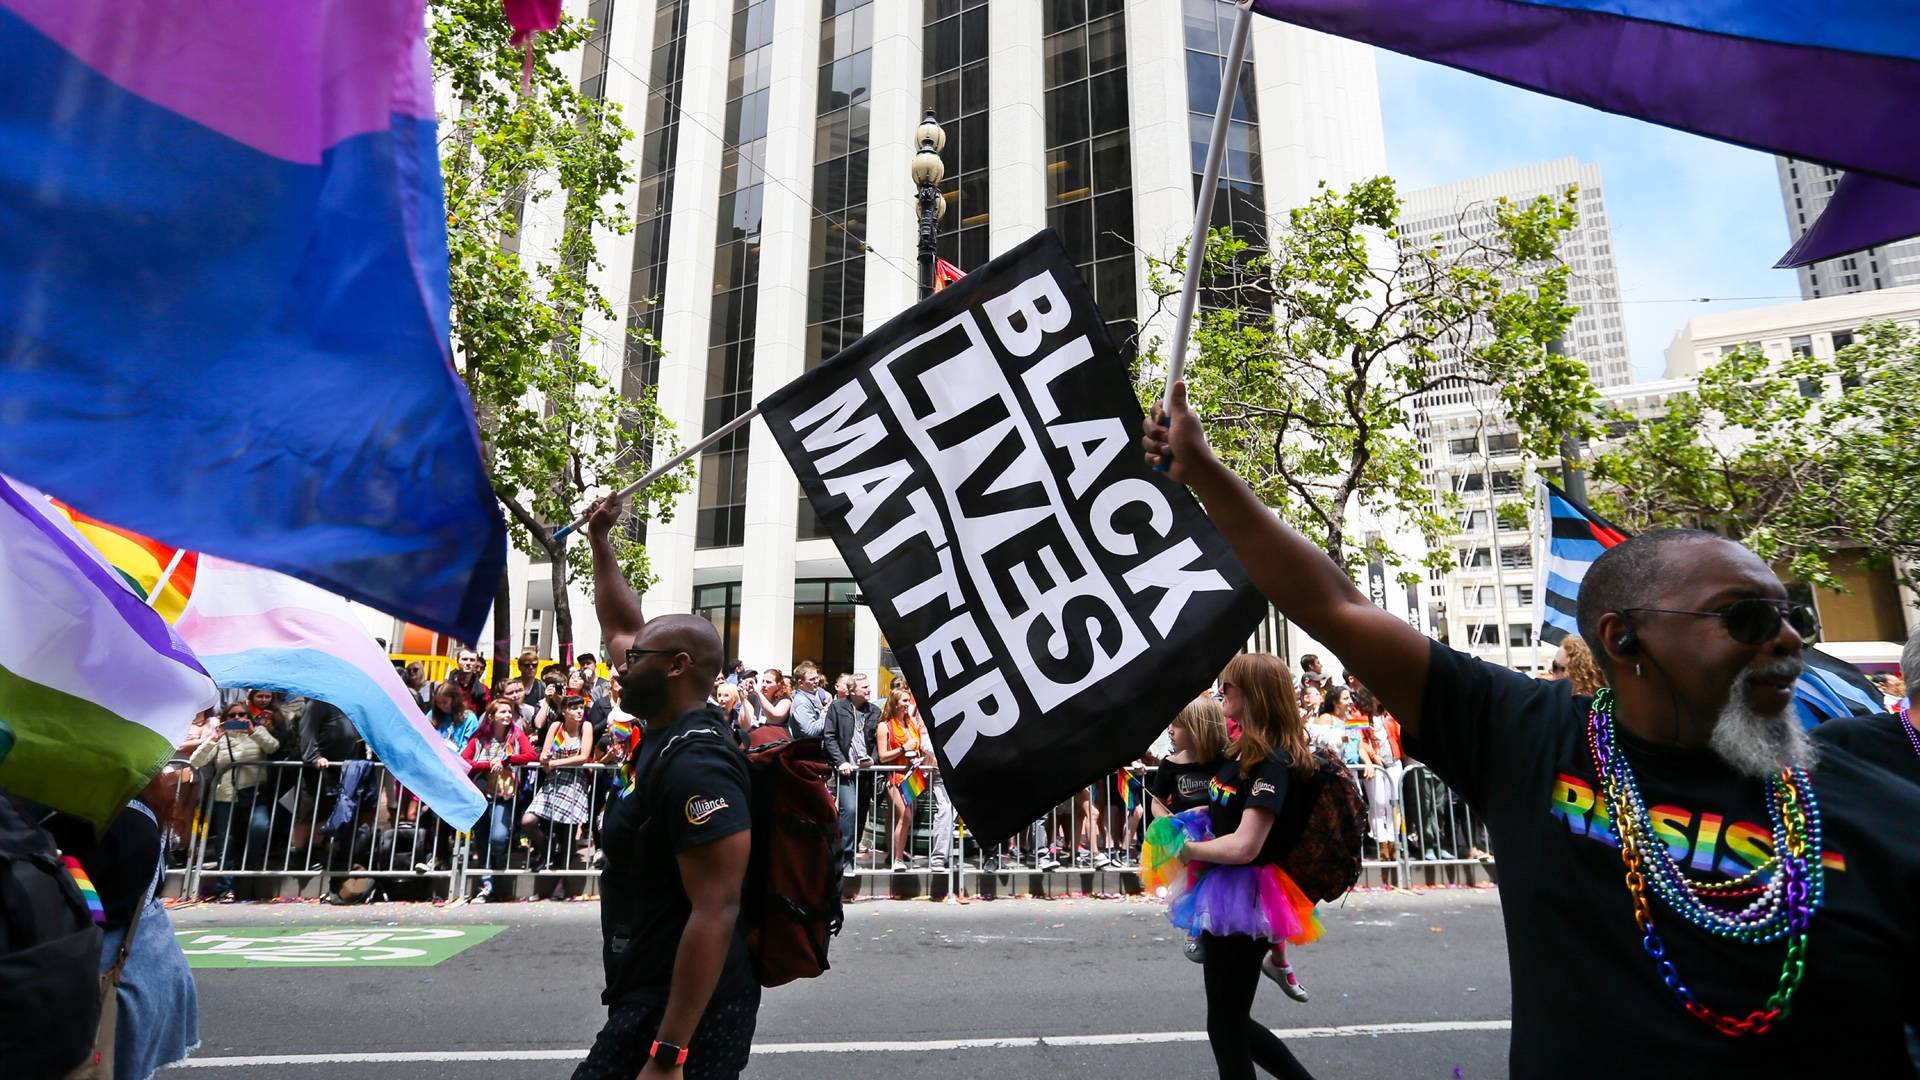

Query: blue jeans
left=203, top=795, right=272, bottom=896
left=836, top=775, right=857, bottom=870
left=477, top=797, right=514, bottom=876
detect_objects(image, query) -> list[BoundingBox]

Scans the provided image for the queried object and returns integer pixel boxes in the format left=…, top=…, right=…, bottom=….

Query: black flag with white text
left=760, top=231, right=1267, bottom=841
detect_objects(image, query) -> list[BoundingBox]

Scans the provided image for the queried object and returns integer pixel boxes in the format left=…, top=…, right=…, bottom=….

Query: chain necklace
left=1586, top=688, right=1824, bottom=1038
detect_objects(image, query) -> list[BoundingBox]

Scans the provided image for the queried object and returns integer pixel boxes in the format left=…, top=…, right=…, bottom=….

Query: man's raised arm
left=584, top=493, right=647, bottom=658
left=1143, top=381, right=1434, bottom=736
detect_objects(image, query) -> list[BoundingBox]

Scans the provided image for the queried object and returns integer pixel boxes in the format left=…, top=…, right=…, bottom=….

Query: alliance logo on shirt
left=685, top=795, right=730, bottom=825
left=1251, top=779, right=1277, bottom=798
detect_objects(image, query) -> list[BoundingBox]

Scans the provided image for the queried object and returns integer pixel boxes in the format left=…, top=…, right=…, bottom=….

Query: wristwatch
left=649, top=1039, right=689, bottom=1068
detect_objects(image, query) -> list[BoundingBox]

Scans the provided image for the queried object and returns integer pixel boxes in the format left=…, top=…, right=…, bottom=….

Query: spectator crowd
left=157, top=641, right=1542, bottom=903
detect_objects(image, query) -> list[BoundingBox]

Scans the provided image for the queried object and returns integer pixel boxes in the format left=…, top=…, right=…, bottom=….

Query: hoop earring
left=1634, top=663, right=1643, bottom=678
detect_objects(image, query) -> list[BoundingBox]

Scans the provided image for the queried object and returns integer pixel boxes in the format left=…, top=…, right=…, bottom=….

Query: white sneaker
left=1262, top=953, right=1309, bottom=1002
left=891, top=859, right=908, bottom=873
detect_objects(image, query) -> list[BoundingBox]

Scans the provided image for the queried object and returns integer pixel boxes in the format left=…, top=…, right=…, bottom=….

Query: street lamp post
left=912, top=108, right=948, bottom=302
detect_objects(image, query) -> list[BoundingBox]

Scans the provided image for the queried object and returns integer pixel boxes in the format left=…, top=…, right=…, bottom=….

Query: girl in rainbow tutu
left=1142, top=653, right=1323, bottom=1079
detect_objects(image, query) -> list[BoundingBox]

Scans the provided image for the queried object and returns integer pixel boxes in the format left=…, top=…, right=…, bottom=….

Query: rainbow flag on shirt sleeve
left=0, top=476, right=216, bottom=826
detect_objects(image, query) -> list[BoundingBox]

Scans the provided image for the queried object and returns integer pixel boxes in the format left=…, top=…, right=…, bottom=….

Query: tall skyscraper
left=1399, top=157, right=1633, bottom=404
left=487, top=0, right=1387, bottom=679
left=1775, top=157, right=1920, bottom=299
left=1399, top=159, right=1631, bottom=666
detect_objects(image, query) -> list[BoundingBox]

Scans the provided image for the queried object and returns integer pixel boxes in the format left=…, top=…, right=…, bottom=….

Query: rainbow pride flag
left=49, top=500, right=197, bottom=623
left=0, top=477, right=216, bottom=826
left=897, top=767, right=929, bottom=808
left=0, top=1, right=505, bottom=640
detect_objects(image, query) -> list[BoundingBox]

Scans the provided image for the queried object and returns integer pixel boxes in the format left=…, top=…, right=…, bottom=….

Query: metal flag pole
left=551, top=405, right=760, bottom=543
left=1160, top=0, right=1254, bottom=411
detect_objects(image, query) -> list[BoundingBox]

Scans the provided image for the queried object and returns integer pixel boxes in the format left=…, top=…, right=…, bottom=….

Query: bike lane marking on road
left=174, top=925, right=506, bottom=968
left=169, top=1020, right=1514, bottom=1066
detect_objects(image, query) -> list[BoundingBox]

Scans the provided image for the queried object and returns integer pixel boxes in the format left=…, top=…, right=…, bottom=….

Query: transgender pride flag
left=0, top=1, right=505, bottom=641
left=0, top=477, right=217, bottom=826
left=177, top=558, right=485, bottom=830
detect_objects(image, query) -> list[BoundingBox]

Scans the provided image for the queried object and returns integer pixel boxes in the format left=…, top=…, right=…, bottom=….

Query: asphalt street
left=169, top=888, right=1511, bottom=1079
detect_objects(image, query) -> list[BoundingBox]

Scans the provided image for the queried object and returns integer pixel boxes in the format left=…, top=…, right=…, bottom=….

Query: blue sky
left=1374, top=51, right=1803, bottom=382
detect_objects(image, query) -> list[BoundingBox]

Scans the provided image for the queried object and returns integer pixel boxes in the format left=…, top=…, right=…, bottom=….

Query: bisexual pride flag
left=1248, top=1, right=1920, bottom=266
left=1531, top=481, right=1880, bottom=728
left=0, top=1, right=505, bottom=640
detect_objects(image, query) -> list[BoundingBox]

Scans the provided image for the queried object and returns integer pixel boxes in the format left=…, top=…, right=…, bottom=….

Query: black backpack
left=1271, top=746, right=1368, bottom=902
left=0, top=792, right=105, bottom=1076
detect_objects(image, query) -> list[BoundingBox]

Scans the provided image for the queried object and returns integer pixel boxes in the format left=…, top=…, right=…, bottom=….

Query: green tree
left=1141, top=176, right=1598, bottom=579
left=431, top=0, right=690, bottom=668
left=1590, top=320, right=1920, bottom=606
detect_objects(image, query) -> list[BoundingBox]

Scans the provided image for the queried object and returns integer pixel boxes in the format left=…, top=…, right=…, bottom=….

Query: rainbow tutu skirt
left=1141, top=807, right=1322, bottom=946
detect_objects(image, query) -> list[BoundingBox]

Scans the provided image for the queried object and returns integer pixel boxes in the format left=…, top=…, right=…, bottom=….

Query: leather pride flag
left=759, top=231, right=1266, bottom=841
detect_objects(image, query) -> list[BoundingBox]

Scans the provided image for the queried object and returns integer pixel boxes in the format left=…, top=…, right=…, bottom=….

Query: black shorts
left=572, top=987, right=761, bottom=1080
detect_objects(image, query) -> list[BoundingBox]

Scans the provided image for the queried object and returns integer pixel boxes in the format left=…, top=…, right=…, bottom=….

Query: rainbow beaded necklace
left=1586, top=688, right=1824, bottom=1038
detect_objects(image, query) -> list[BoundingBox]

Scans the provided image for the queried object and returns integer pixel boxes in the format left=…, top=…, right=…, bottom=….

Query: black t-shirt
left=1411, top=640, right=1920, bottom=1077
left=1148, top=757, right=1218, bottom=814
left=1812, top=710, right=1920, bottom=786
left=1205, top=754, right=1302, bottom=866
left=597, top=706, right=755, bottom=1008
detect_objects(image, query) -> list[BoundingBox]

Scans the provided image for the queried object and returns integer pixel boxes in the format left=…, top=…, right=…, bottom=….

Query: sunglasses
left=625, top=647, right=684, bottom=664
left=1623, top=598, right=1818, bottom=646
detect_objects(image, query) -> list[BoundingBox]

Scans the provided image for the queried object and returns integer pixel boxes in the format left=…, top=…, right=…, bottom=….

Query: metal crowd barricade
left=461, top=761, right=619, bottom=901
left=153, top=753, right=1490, bottom=902
left=173, top=758, right=465, bottom=901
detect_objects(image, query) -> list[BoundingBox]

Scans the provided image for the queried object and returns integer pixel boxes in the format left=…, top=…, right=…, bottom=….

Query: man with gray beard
left=1146, top=384, right=1920, bottom=1078
left=1813, top=623, right=1920, bottom=785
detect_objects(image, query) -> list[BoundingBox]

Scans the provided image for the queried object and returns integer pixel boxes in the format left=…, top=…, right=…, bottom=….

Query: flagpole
left=146, top=546, right=187, bottom=607
left=1530, top=479, right=1549, bottom=660
left=1160, top=0, right=1255, bottom=410
left=551, top=405, right=760, bottom=543
left=1479, top=426, right=1516, bottom=670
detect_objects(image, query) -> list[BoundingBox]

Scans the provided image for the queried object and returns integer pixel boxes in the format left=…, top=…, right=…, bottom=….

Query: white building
left=1665, top=289, right=1920, bottom=379
left=470, top=0, right=1387, bottom=680
left=1774, top=157, right=1920, bottom=300
left=1399, top=157, right=1633, bottom=405
left=1423, top=379, right=1691, bottom=669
